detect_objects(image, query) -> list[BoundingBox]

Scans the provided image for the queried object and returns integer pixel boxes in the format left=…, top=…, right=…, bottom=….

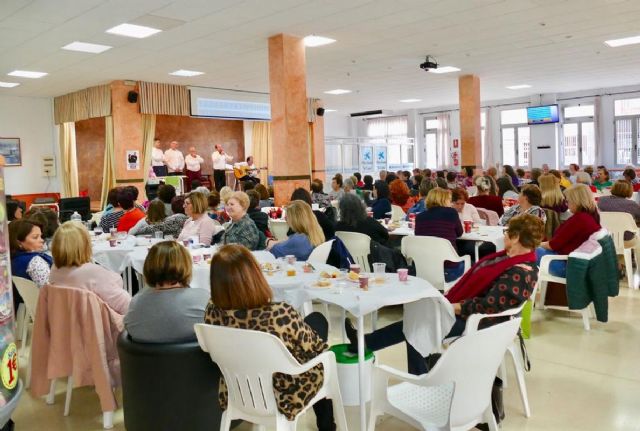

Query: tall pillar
left=310, top=99, right=326, bottom=184
left=268, top=34, right=310, bottom=206
left=458, top=75, right=482, bottom=167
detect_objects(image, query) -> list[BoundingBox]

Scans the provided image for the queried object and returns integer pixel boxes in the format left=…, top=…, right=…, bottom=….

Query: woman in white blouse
left=151, top=139, right=167, bottom=177
left=177, top=191, right=222, bottom=246
left=451, top=188, right=482, bottom=224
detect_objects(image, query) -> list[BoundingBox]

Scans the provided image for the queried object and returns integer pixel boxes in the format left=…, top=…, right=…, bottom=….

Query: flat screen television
left=527, top=105, right=559, bottom=125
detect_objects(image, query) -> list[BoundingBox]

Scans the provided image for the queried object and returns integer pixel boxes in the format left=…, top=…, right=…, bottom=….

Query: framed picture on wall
left=0, top=138, right=21, bottom=167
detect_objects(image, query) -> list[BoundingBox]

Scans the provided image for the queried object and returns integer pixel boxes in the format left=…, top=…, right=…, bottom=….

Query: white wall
left=0, top=95, right=60, bottom=195
left=323, top=113, right=351, bottom=138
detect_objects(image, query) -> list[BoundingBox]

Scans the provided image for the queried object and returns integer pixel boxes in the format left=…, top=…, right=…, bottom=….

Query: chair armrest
left=375, top=364, right=429, bottom=384
left=296, top=351, right=337, bottom=374
left=539, top=254, right=568, bottom=275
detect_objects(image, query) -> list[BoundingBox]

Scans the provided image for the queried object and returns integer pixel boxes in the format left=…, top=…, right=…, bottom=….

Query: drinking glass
left=372, top=262, right=386, bottom=283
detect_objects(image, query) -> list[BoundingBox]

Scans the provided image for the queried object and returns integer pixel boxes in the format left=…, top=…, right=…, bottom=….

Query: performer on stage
left=163, top=141, right=185, bottom=176
left=151, top=138, right=167, bottom=176
left=211, top=144, right=233, bottom=191
left=236, top=156, right=261, bottom=185
left=185, top=146, right=205, bottom=191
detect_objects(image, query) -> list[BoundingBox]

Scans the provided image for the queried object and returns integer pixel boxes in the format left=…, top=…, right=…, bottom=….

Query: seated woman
left=406, top=178, right=436, bottom=218
left=156, top=184, right=176, bottom=216
left=219, top=191, right=260, bottom=250
left=496, top=175, right=518, bottom=198
left=539, top=173, right=568, bottom=214
left=468, top=176, right=504, bottom=216
left=451, top=188, right=482, bottom=224
left=310, top=179, right=332, bottom=208
left=10, top=219, right=52, bottom=288
left=99, top=187, right=124, bottom=231
left=499, top=184, right=547, bottom=226
left=598, top=180, right=640, bottom=247
left=345, top=214, right=543, bottom=375
left=415, top=188, right=464, bottom=281
left=389, top=179, right=413, bottom=213
left=177, top=191, right=223, bottom=246
left=129, top=200, right=166, bottom=236
left=362, top=175, right=374, bottom=191
left=125, top=241, right=209, bottom=343
left=7, top=200, right=23, bottom=222
left=290, top=188, right=335, bottom=240
left=25, top=207, right=60, bottom=248
left=204, top=244, right=336, bottom=431
left=369, top=181, right=392, bottom=220
left=245, top=190, right=270, bottom=237
left=254, top=183, right=272, bottom=208
left=593, top=166, right=613, bottom=191
left=134, top=195, right=188, bottom=238
left=49, top=222, right=131, bottom=315
left=335, top=193, right=389, bottom=245
left=117, top=189, right=146, bottom=232
left=207, top=191, right=221, bottom=221
left=536, top=184, right=601, bottom=277
left=267, top=200, right=325, bottom=261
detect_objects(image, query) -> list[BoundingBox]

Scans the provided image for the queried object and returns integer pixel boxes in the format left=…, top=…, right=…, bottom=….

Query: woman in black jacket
left=335, top=194, right=389, bottom=245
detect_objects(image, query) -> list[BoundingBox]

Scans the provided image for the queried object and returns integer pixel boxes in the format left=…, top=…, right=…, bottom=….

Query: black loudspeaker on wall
left=316, top=107, right=325, bottom=117
left=127, top=91, right=138, bottom=103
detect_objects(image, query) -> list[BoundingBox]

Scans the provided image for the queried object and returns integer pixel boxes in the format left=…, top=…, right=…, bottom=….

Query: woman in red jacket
left=536, top=184, right=601, bottom=277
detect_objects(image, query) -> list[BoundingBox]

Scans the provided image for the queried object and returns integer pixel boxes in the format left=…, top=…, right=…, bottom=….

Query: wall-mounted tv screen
left=527, top=105, right=559, bottom=125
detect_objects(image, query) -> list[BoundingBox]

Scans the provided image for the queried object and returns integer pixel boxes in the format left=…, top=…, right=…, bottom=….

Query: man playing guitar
left=234, top=156, right=261, bottom=185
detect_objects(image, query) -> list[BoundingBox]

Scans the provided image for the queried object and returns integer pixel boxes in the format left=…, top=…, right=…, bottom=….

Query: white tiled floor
left=12, top=286, right=640, bottom=430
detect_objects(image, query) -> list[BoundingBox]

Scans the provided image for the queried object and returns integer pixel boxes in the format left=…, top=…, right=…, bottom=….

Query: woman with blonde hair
left=177, top=191, right=222, bottom=246
left=129, top=199, right=167, bottom=236
left=537, top=184, right=601, bottom=277
left=539, top=173, right=568, bottom=214
left=219, top=191, right=260, bottom=250
left=125, top=241, right=209, bottom=343
left=204, top=244, right=337, bottom=431
left=49, top=221, right=130, bottom=314
left=219, top=186, right=234, bottom=206
left=267, top=200, right=325, bottom=260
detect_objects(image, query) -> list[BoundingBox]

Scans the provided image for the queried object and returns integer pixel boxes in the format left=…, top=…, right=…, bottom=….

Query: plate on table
left=310, top=279, right=333, bottom=289
left=260, top=262, right=281, bottom=274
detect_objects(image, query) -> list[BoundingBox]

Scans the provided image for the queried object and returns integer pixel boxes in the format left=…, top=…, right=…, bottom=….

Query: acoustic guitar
left=233, top=165, right=267, bottom=179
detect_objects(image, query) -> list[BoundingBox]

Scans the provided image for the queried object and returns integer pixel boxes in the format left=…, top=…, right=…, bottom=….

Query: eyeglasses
left=184, top=201, right=192, bottom=207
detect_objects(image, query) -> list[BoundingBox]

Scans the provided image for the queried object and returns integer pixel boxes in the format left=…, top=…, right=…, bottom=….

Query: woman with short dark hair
left=310, top=179, right=332, bottom=208
left=117, top=188, right=147, bottom=232
left=597, top=180, right=640, bottom=243
left=10, top=219, right=52, bottom=287
left=100, top=187, right=125, bottom=231
left=370, top=181, right=392, bottom=220
left=500, top=185, right=547, bottom=226
left=336, top=193, right=389, bottom=244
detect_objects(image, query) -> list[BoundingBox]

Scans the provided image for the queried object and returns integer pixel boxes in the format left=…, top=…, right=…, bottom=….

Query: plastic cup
left=154, top=231, right=163, bottom=239
left=408, top=221, right=414, bottom=229
left=108, top=239, right=117, bottom=248
left=192, top=252, right=202, bottom=264
left=398, top=268, right=409, bottom=282
left=384, top=217, right=390, bottom=225
left=202, top=249, right=212, bottom=261
left=464, top=220, right=473, bottom=233
left=409, top=213, right=416, bottom=221
left=93, top=227, right=103, bottom=236
left=109, top=227, right=117, bottom=237
left=286, top=255, right=297, bottom=265
left=358, top=274, right=369, bottom=290
left=182, top=240, right=190, bottom=247
left=350, top=263, right=361, bottom=274
left=367, top=211, right=374, bottom=218
left=373, top=262, right=386, bottom=283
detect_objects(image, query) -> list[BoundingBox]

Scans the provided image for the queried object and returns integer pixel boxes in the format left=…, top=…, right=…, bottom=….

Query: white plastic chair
left=599, top=211, right=640, bottom=289
left=307, top=239, right=335, bottom=264
left=503, top=190, right=519, bottom=200
left=13, top=276, right=40, bottom=388
left=194, top=324, right=348, bottom=431
left=466, top=186, right=478, bottom=197
left=476, top=208, right=499, bottom=226
left=401, top=236, right=470, bottom=292
left=391, top=205, right=406, bottom=222
left=335, top=231, right=372, bottom=272
left=269, top=219, right=290, bottom=241
left=464, top=284, right=539, bottom=418
left=368, top=318, right=522, bottom=431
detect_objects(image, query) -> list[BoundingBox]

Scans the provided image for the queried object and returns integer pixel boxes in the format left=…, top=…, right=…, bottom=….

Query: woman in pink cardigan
left=48, top=222, right=131, bottom=315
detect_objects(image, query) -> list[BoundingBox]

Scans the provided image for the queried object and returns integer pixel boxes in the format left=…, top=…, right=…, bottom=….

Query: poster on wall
left=126, top=150, right=139, bottom=171
left=0, top=138, right=21, bottom=167
left=375, top=146, right=387, bottom=168
left=450, top=138, right=460, bottom=168
left=361, top=146, right=373, bottom=171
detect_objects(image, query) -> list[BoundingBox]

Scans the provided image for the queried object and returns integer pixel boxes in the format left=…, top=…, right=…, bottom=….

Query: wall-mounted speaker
left=127, top=91, right=138, bottom=103
left=316, top=107, right=325, bottom=117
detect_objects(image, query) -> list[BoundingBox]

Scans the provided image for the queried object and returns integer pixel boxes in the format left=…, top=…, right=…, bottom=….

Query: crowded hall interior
left=2, top=1, right=640, bottom=430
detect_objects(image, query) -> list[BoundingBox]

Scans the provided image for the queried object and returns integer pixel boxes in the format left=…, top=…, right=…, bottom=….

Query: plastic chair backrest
left=13, top=277, right=39, bottom=321
left=503, top=190, right=519, bottom=200
left=391, top=205, right=405, bottom=222
left=308, top=239, right=335, bottom=264
left=194, top=324, right=309, bottom=418
left=426, top=318, right=522, bottom=428
left=401, top=235, right=460, bottom=289
left=599, top=211, right=637, bottom=254
left=476, top=208, right=499, bottom=226
left=465, top=284, right=538, bottom=334
left=335, top=231, right=371, bottom=271
left=466, top=186, right=478, bottom=197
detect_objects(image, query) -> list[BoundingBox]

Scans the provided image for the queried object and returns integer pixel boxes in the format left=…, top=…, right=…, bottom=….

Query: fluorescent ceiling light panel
left=428, top=66, right=461, bottom=74
left=324, top=89, right=351, bottom=95
left=400, top=99, right=422, bottom=103
left=506, top=84, right=532, bottom=90
left=62, top=41, right=112, bottom=53
left=8, top=70, right=47, bottom=78
left=0, top=82, right=20, bottom=88
left=324, top=109, right=337, bottom=112
left=106, top=23, right=162, bottom=38
left=304, top=35, right=336, bottom=47
left=604, top=35, right=640, bottom=47
left=169, top=69, right=204, bottom=77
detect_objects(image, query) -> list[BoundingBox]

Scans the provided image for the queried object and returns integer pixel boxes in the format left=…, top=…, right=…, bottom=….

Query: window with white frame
left=614, top=98, right=640, bottom=165
left=500, top=108, right=530, bottom=168
left=367, top=116, right=413, bottom=170
left=562, top=104, right=595, bottom=167
left=424, top=118, right=438, bottom=169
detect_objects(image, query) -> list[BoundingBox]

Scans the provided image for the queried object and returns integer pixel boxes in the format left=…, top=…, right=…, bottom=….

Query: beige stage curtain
left=139, top=82, right=190, bottom=116
left=54, top=84, right=111, bottom=124
left=251, top=122, right=271, bottom=185
left=100, top=116, right=116, bottom=209
left=58, top=122, right=79, bottom=198
left=141, top=114, right=156, bottom=182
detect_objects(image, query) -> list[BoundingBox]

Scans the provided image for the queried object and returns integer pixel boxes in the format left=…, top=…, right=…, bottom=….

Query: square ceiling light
left=169, top=69, right=204, bottom=77
left=0, top=82, right=20, bottom=88
left=604, top=35, right=640, bottom=47
left=304, top=35, right=336, bottom=47
left=62, top=41, right=112, bottom=53
left=324, top=89, right=351, bottom=95
left=8, top=70, right=47, bottom=78
left=428, top=66, right=461, bottom=74
left=506, top=84, right=531, bottom=90
left=106, top=23, right=162, bottom=38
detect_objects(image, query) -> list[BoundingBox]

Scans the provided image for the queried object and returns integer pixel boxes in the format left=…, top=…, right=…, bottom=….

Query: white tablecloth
left=460, top=225, right=506, bottom=251
left=92, top=236, right=140, bottom=273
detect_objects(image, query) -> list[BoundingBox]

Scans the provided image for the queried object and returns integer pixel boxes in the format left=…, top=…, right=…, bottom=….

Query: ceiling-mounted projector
left=420, top=55, right=438, bottom=71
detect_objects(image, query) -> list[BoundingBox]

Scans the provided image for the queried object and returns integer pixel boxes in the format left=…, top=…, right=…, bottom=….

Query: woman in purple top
left=597, top=180, right=640, bottom=242
left=414, top=188, right=464, bottom=282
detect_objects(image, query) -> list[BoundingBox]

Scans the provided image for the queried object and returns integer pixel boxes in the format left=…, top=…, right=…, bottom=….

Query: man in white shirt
left=235, top=156, right=261, bottom=186
left=163, top=141, right=185, bottom=176
left=151, top=138, right=167, bottom=177
left=185, top=146, right=205, bottom=191
left=211, top=144, right=233, bottom=191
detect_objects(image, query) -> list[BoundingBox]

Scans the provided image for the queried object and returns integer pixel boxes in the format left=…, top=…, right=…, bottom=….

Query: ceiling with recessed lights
left=1, top=0, right=640, bottom=113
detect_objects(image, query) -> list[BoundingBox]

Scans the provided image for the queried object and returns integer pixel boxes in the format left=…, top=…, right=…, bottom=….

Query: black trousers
left=304, top=312, right=336, bottom=431
left=239, top=175, right=260, bottom=184
left=152, top=165, right=168, bottom=177
left=214, top=169, right=226, bottom=191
